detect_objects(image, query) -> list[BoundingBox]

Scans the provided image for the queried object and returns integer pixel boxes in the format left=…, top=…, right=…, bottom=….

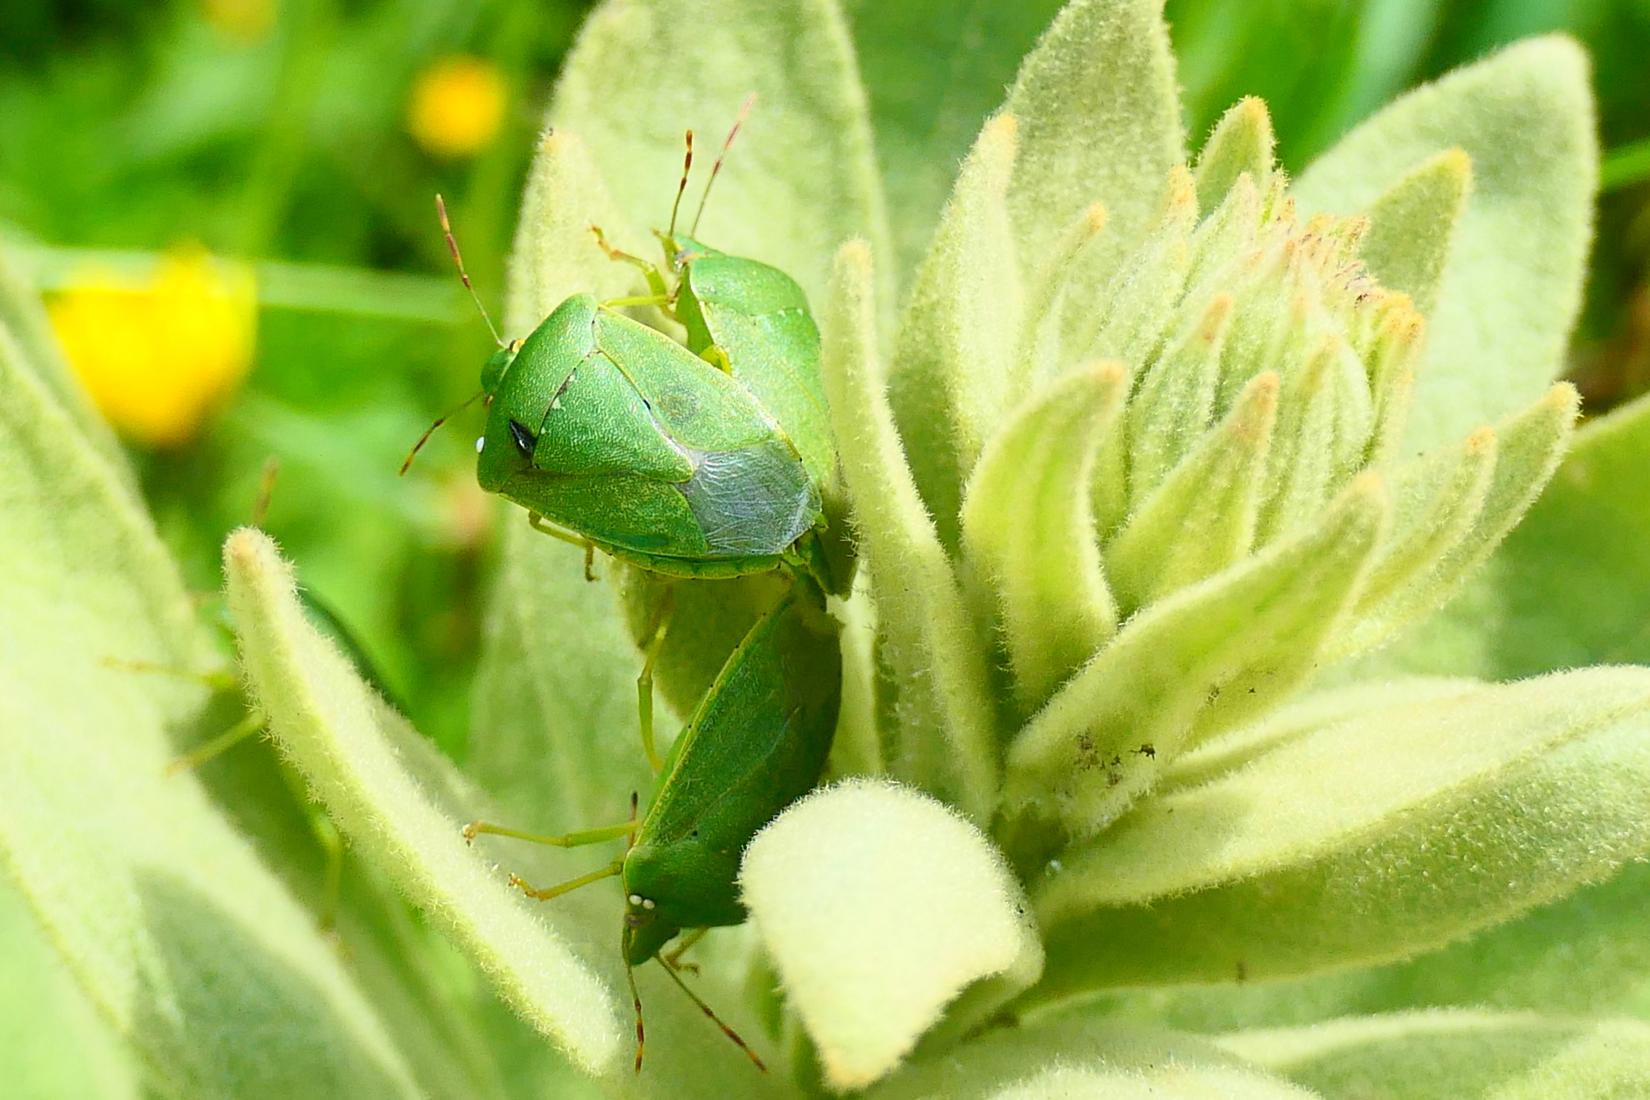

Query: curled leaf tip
left=1198, top=293, right=1236, bottom=338
left=1545, top=380, right=1583, bottom=416
left=1092, top=359, right=1129, bottom=387
left=1438, top=146, right=1474, bottom=183
left=224, top=525, right=273, bottom=574
left=837, top=238, right=873, bottom=268
left=985, top=111, right=1020, bottom=143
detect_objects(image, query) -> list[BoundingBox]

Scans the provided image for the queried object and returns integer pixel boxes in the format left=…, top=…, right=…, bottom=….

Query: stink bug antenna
left=626, top=954, right=648, bottom=1074
left=251, top=456, right=281, bottom=527
left=659, top=956, right=767, bottom=1072
left=623, top=790, right=647, bottom=1074
left=690, top=93, right=755, bottom=237
left=667, top=130, right=694, bottom=238
left=399, top=389, right=484, bottom=476
left=436, top=193, right=504, bottom=348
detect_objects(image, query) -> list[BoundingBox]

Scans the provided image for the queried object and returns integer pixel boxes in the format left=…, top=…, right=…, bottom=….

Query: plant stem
left=11, top=244, right=461, bottom=325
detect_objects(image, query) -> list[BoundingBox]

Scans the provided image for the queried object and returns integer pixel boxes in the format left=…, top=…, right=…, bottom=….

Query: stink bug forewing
left=673, top=243, right=835, bottom=492
left=624, top=587, right=841, bottom=937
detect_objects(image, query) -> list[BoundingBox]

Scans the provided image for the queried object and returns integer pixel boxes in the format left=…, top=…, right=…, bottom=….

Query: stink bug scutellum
left=407, top=102, right=848, bottom=1072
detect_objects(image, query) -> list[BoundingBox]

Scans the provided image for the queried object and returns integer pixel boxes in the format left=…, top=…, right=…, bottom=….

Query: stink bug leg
left=635, top=586, right=676, bottom=773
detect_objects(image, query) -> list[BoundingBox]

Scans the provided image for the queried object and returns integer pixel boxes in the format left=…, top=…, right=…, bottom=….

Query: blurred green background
left=2, top=0, right=1647, bottom=759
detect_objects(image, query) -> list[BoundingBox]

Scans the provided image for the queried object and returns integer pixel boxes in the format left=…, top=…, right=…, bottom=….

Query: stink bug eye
left=507, top=419, right=537, bottom=458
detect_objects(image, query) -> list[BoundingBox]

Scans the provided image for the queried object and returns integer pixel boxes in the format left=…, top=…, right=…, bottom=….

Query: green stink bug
left=440, top=108, right=849, bottom=1070
left=404, top=103, right=847, bottom=597
left=466, top=581, right=840, bottom=1071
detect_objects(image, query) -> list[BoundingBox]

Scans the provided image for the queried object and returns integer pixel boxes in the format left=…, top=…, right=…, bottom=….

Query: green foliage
left=5, top=1, right=1650, bottom=1097
left=0, top=245, right=421, bottom=1098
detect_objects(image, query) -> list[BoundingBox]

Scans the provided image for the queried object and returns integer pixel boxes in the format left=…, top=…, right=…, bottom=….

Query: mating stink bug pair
left=407, top=103, right=848, bottom=1071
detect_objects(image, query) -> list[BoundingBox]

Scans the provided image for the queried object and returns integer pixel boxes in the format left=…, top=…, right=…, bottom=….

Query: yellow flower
left=408, top=56, right=508, bottom=159
left=49, top=248, right=257, bottom=449
left=202, top=0, right=276, bottom=42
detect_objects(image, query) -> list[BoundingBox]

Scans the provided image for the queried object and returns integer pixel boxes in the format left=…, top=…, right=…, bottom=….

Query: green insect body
left=475, top=236, right=845, bottom=592
left=619, top=582, right=840, bottom=965
left=453, top=134, right=853, bottom=1067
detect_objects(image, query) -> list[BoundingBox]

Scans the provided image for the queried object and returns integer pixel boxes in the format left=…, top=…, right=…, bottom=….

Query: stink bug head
left=622, top=897, right=677, bottom=967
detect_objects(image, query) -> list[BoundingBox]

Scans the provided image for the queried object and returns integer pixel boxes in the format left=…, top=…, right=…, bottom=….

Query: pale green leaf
left=1028, top=668, right=1650, bottom=1003
left=1367, top=389, right=1650, bottom=679
left=1003, top=476, right=1386, bottom=836
left=1218, top=1011, right=1650, bottom=1100
left=1099, top=857, right=1650, bottom=1035
left=503, top=129, right=640, bottom=335
left=0, top=247, right=131, bottom=485
left=889, top=112, right=1023, bottom=547
left=1158, top=677, right=1481, bottom=797
left=1257, top=338, right=1375, bottom=543
left=471, top=530, right=654, bottom=826
left=0, top=341, right=419, bottom=1097
left=550, top=0, right=889, bottom=315
left=869, top=1017, right=1319, bottom=1100
left=1074, top=172, right=1196, bottom=375
left=1337, top=383, right=1577, bottom=660
left=1353, top=426, right=1496, bottom=622
left=821, top=241, right=998, bottom=822
left=1122, top=290, right=1233, bottom=501
left=1357, top=148, right=1472, bottom=316
left=960, top=362, right=1128, bottom=715
left=1003, top=0, right=1185, bottom=274
left=1194, top=97, right=1277, bottom=213
left=0, top=880, right=140, bottom=1100
left=1293, top=37, right=1598, bottom=451
left=740, top=780, right=1039, bottom=1092
left=844, top=0, right=1065, bottom=285
left=224, top=529, right=624, bottom=1077
left=1108, top=370, right=1278, bottom=610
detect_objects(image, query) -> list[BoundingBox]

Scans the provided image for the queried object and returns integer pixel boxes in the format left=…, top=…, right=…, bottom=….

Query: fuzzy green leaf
left=0, top=248, right=132, bottom=485
left=1003, top=476, right=1386, bottom=836
left=889, top=112, right=1023, bottom=548
left=845, top=0, right=1064, bottom=286
left=1357, top=148, right=1472, bottom=316
left=1294, top=36, right=1597, bottom=451
left=869, top=1017, right=1319, bottom=1100
left=1028, top=668, right=1650, bottom=1003
left=740, top=780, right=1039, bottom=1092
left=1125, top=292, right=1235, bottom=503
left=1074, top=172, right=1197, bottom=377
left=224, top=529, right=624, bottom=1077
left=1194, top=97, right=1277, bottom=212
left=960, top=362, right=1128, bottom=714
left=0, top=881, right=140, bottom=1100
left=503, top=129, right=639, bottom=338
left=821, top=241, right=999, bottom=822
left=1368, top=389, right=1650, bottom=679
left=1337, top=383, right=1578, bottom=660
left=471, top=531, right=653, bottom=826
left=1108, top=370, right=1278, bottom=609
left=0, top=336, right=419, bottom=1097
left=1101, top=857, right=1650, bottom=1035
left=1002, top=0, right=1185, bottom=277
left=1352, top=427, right=1496, bottom=623
left=550, top=0, right=889, bottom=314
left=1218, top=1011, right=1650, bottom=1100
